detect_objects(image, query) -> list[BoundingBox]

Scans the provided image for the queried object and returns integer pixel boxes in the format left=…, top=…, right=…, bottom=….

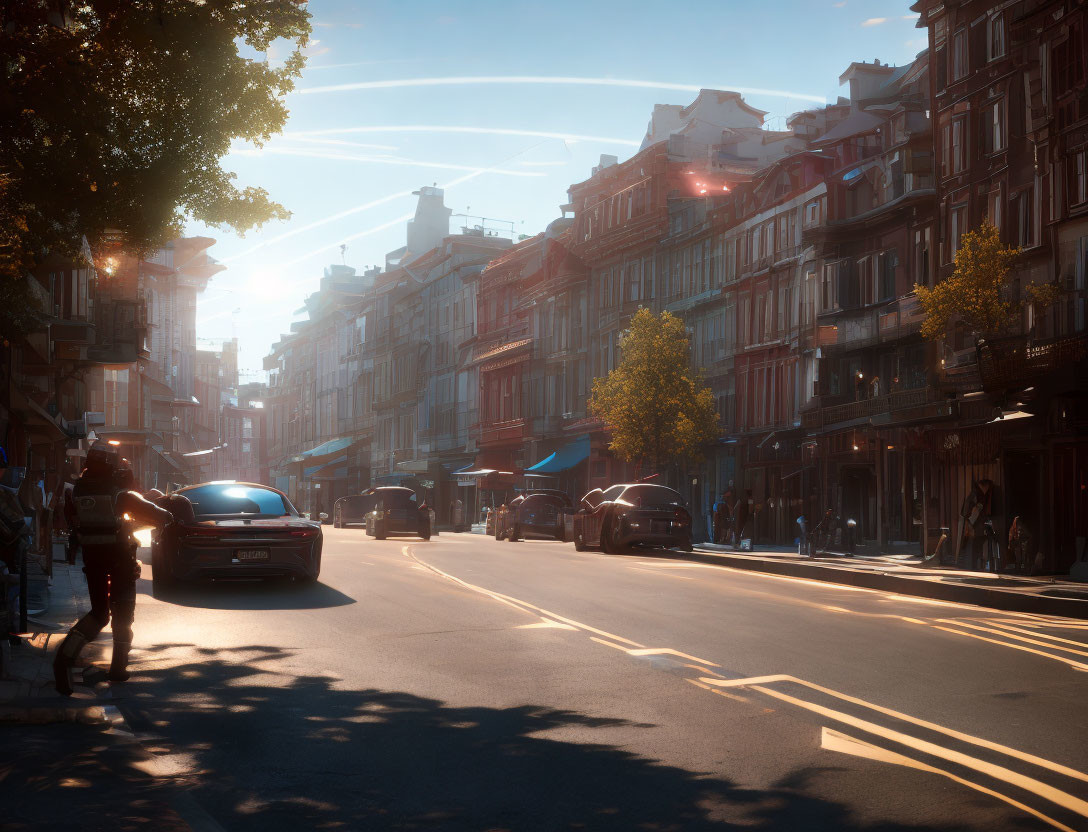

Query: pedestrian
left=1007, top=516, right=1034, bottom=574
left=813, top=508, right=835, bottom=553
left=960, top=479, right=996, bottom=570
left=734, top=489, right=752, bottom=550
left=53, top=442, right=173, bottom=696
left=713, top=494, right=729, bottom=544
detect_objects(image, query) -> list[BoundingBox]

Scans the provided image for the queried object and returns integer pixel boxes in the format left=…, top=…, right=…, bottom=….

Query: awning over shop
left=304, top=453, right=348, bottom=478
left=526, top=435, right=590, bottom=474
left=295, top=437, right=353, bottom=462
left=311, top=460, right=349, bottom=480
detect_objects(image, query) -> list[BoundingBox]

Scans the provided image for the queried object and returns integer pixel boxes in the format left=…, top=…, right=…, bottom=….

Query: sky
left=186, top=0, right=928, bottom=379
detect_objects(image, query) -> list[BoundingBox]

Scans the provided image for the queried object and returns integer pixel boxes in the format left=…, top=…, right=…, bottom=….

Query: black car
left=333, top=493, right=378, bottom=528
left=364, top=486, right=433, bottom=540
left=497, top=490, right=573, bottom=541
left=151, top=482, right=322, bottom=591
left=572, top=483, right=693, bottom=553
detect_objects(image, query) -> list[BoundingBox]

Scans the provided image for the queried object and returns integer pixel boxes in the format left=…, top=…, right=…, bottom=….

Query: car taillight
left=674, top=508, right=689, bottom=527
left=290, top=528, right=318, bottom=537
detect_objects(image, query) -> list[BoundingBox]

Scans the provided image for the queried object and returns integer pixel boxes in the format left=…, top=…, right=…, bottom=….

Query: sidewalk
left=684, top=542, right=1088, bottom=619
left=1, top=549, right=112, bottom=724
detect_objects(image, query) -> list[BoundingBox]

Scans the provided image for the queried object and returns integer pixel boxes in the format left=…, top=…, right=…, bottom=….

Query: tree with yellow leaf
left=589, top=308, right=719, bottom=471
left=915, top=223, right=1020, bottom=341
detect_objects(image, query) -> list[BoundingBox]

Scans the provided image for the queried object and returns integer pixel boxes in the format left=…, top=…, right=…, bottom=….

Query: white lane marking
left=822, top=728, right=1077, bottom=832
left=402, top=545, right=647, bottom=647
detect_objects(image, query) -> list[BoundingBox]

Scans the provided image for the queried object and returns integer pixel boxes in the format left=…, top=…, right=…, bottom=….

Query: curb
left=673, top=548, right=1088, bottom=619
left=0, top=699, right=109, bottom=725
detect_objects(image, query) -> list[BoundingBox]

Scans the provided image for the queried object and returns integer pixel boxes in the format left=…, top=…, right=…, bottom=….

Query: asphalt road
left=44, top=529, right=1088, bottom=830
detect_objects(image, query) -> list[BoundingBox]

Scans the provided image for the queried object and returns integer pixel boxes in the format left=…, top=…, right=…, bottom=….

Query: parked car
left=151, top=481, right=322, bottom=592
left=572, top=483, right=693, bottom=554
left=363, top=486, right=433, bottom=540
left=496, top=490, right=573, bottom=541
left=333, top=493, right=378, bottom=528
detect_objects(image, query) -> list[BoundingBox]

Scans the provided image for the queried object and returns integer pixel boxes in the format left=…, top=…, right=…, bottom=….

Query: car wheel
left=574, top=532, right=586, bottom=552
left=509, top=523, right=522, bottom=542
left=375, top=523, right=387, bottom=541
left=599, top=523, right=613, bottom=554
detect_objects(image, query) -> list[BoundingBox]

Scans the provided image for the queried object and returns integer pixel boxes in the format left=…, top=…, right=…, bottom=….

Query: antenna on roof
left=339, top=244, right=347, bottom=265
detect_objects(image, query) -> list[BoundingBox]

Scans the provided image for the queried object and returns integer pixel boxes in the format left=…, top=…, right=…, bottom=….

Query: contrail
left=279, top=171, right=484, bottom=269
left=234, top=146, right=545, bottom=177
left=285, top=136, right=399, bottom=151
left=221, top=188, right=418, bottom=264
left=294, top=75, right=827, bottom=104
left=285, top=124, right=641, bottom=146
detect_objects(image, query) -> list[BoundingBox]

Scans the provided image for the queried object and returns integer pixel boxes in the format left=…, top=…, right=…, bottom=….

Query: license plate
left=652, top=521, right=670, bottom=533
left=235, top=549, right=270, bottom=561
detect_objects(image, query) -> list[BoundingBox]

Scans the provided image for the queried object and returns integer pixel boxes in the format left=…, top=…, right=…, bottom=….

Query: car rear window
left=620, top=485, right=684, bottom=508
left=378, top=490, right=417, bottom=509
left=340, top=496, right=376, bottom=513
left=181, top=484, right=292, bottom=517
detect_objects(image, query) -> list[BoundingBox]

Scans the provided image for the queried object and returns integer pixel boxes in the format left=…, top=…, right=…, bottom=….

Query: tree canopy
left=589, top=308, right=719, bottom=471
left=915, top=223, right=1018, bottom=341
left=0, top=0, right=311, bottom=329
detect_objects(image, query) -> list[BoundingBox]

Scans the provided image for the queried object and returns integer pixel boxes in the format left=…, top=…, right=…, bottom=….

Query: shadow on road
left=140, top=577, right=356, bottom=610
left=89, top=644, right=969, bottom=832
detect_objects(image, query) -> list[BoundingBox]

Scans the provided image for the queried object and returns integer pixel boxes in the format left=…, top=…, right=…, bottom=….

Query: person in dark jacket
left=733, top=490, right=752, bottom=549
left=53, top=442, right=173, bottom=695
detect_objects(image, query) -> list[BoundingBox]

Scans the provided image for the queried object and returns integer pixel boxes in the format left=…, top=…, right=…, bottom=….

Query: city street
left=28, top=529, right=1088, bottom=831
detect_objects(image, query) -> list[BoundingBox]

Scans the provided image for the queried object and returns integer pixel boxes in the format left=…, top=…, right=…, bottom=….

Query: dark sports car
left=151, top=482, right=322, bottom=592
left=496, top=490, right=573, bottom=541
left=572, top=483, right=693, bottom=554
left=363, top=486, right=433, bottom=540
left=333, top=493, right=377, bottom=528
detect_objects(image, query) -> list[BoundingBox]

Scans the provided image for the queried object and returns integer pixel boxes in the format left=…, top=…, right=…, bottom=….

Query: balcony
left=802, top=386, right=945, bottom=431
left=479, top=417, right=529, bottom=447
left=977, top=331, right=1088, bottom=395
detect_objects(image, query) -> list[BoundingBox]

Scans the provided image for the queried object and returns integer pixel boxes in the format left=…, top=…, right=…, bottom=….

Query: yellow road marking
left=936, top=619, right=1088, bottom=659
left=626, top=648, right=720, bottom=666
left=751, top=686, right=1088, bottom=819
left=822, top=728, right=1077, bottom=832
left=686, top=678, right=751, bottom=703
left=983, top=621, right=1088, bottom=646
left=515, top=619, right=578, bottom=630
left=927, top=624, right=1088, bottom=671
left=590, top=637, right=631, bottom=651
left=698, top=674, right=1088, bottom=785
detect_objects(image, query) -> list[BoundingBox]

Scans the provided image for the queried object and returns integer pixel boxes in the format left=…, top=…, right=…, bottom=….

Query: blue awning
left=304, top=453, right=348, bottom=478
left=298, top=437, right=353, bottom=461
left=526, top=436, right=590, bottom=474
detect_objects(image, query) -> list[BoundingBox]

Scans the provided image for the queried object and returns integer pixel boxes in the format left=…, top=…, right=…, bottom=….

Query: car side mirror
left=319, top=512, right=328, bottom=520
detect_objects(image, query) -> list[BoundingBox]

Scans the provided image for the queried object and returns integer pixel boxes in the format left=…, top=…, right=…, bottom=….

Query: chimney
left=406, top=186, right=452, bottom=255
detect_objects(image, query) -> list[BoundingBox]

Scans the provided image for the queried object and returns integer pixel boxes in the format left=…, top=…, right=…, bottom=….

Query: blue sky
left=187, top=0, right=928, bottom=377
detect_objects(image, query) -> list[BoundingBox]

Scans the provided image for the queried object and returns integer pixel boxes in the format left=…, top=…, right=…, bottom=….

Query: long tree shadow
left=44, top=644, right=1001, bottom=832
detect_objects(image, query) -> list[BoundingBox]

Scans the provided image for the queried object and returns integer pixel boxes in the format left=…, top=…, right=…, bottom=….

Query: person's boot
left=107, top=641, right=132, bottom=682
left=53, top=615, right=103, bottom=696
